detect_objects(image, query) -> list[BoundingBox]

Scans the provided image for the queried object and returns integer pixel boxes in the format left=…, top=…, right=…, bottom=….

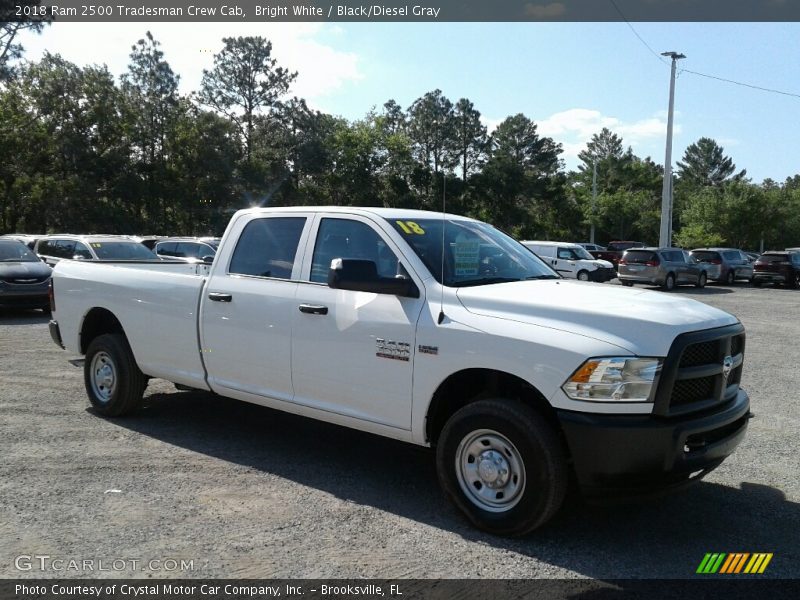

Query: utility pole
left=590, top=160, right=597, bottom=244
left=659, top=51, right=685, bottom=248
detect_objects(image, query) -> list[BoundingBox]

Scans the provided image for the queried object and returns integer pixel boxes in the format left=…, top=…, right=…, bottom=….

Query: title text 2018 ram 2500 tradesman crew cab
left=48, top=207, right=750, bottom=535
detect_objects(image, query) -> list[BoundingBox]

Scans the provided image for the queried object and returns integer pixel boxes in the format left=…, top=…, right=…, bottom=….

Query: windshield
left=90, top=242, right=159, bottom=260
left=388, top=218, right=558, bottom=287
left=0, top=240, right=39, bottom=262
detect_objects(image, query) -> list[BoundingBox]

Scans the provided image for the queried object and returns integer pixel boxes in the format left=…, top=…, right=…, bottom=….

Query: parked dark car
left=154, top=237, right=220, bottom=263
left=618, top=247, right=708, bottom=290
left=590, top=240, right=646, bottom=269
left=752, top=251, right=800, bottom=288
left=689, top=247, right=754, bottom=285
left=0, top=239, right=52, bottom=310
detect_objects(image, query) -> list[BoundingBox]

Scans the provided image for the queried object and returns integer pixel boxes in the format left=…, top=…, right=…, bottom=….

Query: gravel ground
left=1, top=282, right=798, bottom=580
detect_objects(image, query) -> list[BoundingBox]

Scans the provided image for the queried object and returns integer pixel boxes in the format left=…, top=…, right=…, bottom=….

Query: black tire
left=577, top=270, right=590, bottom=282
left=621, top=281, right=634, bottom=287
left=436, top=398, right=568, bottom=536
left=84, top=333, right=146, bottom=417
left=726, top=270, right=735, bottom=285
left=662, top=273, right=676, bottom=291
left=696, top=272, right=707, bottom=288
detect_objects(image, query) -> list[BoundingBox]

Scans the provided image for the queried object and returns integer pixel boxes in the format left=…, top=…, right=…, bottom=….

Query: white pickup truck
left=48, top=207, right=750, bottom=535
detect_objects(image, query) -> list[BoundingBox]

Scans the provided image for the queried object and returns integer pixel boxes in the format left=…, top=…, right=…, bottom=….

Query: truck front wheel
left=84, top=333, right=146, bottom=417
left=436, top=399, right=568, bottom=536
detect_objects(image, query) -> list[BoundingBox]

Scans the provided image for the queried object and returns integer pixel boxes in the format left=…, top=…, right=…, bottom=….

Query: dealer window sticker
left=453, top=239, right=480, bottom=277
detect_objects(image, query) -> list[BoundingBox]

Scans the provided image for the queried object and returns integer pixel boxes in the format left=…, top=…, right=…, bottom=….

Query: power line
left=680, top=68, right=800, bottom=100
left=608, top=0, right=667, bottom=65
left=607, top=0, right=800, bottom=100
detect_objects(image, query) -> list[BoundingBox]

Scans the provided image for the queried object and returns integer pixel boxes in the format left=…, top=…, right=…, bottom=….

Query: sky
left=18, top=21, right=800, bottom=183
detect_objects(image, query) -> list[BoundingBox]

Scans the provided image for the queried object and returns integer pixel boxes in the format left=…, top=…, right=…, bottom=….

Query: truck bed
left=52, top=260, right=211, bottom=390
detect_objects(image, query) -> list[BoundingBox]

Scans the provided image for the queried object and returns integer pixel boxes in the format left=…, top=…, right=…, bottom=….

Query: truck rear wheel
left=436, top=399, right=568, bottom=536
left=84, top=333, right=146, bottom=417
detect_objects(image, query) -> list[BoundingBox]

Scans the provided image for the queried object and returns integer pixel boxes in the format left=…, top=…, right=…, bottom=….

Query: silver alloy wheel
left=666, top=274, right=675, bottom=290
left=577, top=271, right=589, bottom=281
left=455, top=429, right=526, bottom=512
left=90, top=351, right=116, bottom=403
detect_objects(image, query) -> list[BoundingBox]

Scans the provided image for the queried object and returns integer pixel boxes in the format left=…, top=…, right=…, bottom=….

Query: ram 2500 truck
left=48, top=207, right=750, bottom=535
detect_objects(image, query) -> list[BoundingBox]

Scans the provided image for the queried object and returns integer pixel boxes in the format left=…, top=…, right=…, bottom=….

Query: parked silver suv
left=689, top=247, right=754, bottom=285
left=618, top=247, right=708, bottom=290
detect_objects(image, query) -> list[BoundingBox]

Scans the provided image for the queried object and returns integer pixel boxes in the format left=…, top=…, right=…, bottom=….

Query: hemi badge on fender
left=418, top=345, right=438, bottom=355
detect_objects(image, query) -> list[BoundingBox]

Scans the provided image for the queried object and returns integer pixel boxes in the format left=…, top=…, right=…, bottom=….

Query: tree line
left=1, top=30, right=799, bottom=250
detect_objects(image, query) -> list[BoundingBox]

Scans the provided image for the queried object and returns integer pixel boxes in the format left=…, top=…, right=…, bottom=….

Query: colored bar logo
left=697, top=553, right=773, bottom=574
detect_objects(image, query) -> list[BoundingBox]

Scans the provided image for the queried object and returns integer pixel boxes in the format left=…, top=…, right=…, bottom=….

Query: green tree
left=0, top=1, right=47, bottom=80
left=452, top=98, right=487, bottom=181
left=122, top=32, right=180, bottom=230
left=407, top=89, right=456, bottom=175
left=199, top=36, right=296, bottom=161
left=677, top=137, right=746, bottom=187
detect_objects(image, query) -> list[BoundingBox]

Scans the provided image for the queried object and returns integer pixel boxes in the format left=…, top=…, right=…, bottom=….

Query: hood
left=456, top=280, right=738, bottom=355
left=0, top=260, right=52, bottom=279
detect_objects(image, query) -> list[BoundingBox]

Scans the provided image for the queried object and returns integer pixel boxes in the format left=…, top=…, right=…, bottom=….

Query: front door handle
left=208, top=292, right=232, bottom=302
left=298, top=304, right=328, bottom=315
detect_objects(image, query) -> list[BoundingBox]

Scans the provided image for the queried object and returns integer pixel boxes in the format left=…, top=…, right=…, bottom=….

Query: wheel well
left=425, top=369, right=561, bottom=446
left=80, top=308, right=125, bottom=354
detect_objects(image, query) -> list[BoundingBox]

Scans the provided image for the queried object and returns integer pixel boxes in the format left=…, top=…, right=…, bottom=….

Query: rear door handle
left=208, top=292, right=232, bottom=302
left=298, top=304, right=328, bottom=315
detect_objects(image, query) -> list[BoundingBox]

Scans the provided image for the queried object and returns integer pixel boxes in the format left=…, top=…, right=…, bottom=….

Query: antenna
left=438, top=172, right=446, bottom=325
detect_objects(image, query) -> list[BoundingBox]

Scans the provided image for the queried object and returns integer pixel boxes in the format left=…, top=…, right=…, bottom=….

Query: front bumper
left=557, top=388, right=750, bottom=498
left=0, top=289, right=49, bottom=309
left=588, top=267, right=616, bottom=282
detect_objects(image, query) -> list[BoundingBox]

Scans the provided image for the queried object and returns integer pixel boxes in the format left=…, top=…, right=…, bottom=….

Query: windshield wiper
left=525, top=274, right=560, bottom=280
left=453, top=277, right=521, bottom=287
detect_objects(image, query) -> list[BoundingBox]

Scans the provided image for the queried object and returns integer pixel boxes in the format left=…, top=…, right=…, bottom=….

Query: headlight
left=562, top=357, right=662, bottom=403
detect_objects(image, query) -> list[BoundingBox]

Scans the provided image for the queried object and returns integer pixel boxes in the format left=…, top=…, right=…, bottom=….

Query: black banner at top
left=4, top=0, right=800, bottom=22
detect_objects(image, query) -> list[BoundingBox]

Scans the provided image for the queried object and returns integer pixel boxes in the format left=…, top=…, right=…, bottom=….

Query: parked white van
left=522, top=241, right=615, bottom=282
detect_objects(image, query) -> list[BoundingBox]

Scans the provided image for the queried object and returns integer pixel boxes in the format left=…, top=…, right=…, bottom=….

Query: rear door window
left=53, top=240, right=76, bottom=258
left=624, top=250, right=656, bottom=264
left=229, top=217, right=307, bottom=279
left=692, top=251, right=721, bottom=263
left=73, top=242, right=93, bottom=259
left=156, top=242, right=177, bottom=257
left=723, top=250, right=740, bottom=261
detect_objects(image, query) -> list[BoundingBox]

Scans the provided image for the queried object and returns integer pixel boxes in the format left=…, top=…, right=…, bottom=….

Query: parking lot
left=1, top=282, right=798, bottom=579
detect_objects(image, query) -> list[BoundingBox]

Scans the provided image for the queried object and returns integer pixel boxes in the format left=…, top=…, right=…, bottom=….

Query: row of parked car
left=578, top=241, right=800, bottom=290
left=0, top=233, right=221, bottom=310
left=520, top=239, right=800, bottom=291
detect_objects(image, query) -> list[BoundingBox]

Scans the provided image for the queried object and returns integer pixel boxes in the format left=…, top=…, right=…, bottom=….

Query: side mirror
left=201, top=255, right=214, bottom=264
left=327, top=259, right=419, bottom=298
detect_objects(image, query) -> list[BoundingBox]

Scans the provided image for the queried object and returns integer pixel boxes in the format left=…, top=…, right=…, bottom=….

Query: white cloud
left=535, top=108, right=680, bottom=166
left=18, top=23, right=362, bottom=107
